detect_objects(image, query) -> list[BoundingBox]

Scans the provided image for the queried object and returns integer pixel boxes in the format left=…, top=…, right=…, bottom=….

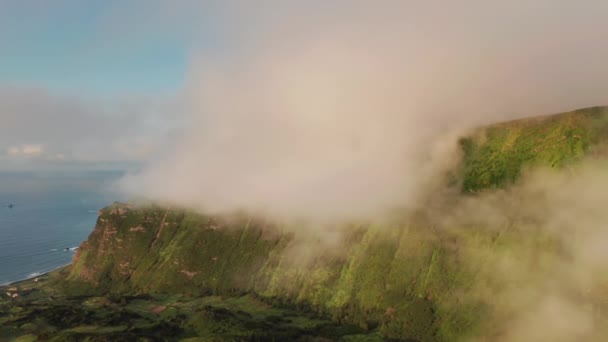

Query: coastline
left=0, top=263, right=71, bottom=287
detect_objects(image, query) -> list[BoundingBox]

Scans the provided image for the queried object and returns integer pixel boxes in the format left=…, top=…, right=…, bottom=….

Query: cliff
left=3, top=106, right=608, bottom=341
left=63, top=106, right=608, bottom=340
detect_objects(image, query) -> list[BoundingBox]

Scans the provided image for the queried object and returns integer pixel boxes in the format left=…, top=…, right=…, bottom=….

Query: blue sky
left=0, top=0, right=199, bottom=96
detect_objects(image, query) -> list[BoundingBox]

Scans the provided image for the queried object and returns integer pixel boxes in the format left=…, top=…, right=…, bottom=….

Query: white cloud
left=122, top=0, right=608, bottom=222
left=6, top=144, right=44, bottom=157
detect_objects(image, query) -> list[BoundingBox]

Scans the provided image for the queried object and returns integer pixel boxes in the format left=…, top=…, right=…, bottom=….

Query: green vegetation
left=2, top=106, right=608, bottom=341
left=460, top=106, right=608, bottom=191
left=1, top=270, right=373, bottom=341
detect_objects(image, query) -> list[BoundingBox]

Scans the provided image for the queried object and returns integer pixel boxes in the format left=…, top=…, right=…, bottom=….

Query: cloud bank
left=122, top=0, right=608, bottom=221
left=429, top=163, right=608, bottom=341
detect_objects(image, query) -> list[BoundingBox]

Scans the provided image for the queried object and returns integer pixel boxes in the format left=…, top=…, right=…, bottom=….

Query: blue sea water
left=0, top=171, right=123, bottom=285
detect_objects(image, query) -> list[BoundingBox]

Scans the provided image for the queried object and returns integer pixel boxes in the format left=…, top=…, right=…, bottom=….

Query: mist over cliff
left=4, top=106, right=605, bottom=340
left=120, top=1, right=608, bottom=222
left=4, top=2, right=608, bottom=341
left=109, top=2, right=608, bottom=340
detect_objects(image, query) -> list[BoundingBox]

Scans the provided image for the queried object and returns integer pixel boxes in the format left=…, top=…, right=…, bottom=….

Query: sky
left=0, top=1, right=191, bottom=95
left=1, top=1, right=608, bottom=174
left=0, top=0, right=215, bottom=170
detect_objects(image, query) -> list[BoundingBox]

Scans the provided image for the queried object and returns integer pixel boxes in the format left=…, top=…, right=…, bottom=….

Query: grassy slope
left=3, top=106, right=608, bottom=341
left=460, top=106, right=608, bottom=191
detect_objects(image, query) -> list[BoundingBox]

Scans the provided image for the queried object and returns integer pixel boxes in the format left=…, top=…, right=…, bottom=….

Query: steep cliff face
left=63, top=106, right=608, bottom=341
left=67, top=207, right=282, bottom=296
left=66, top=206, right=469, bottom=340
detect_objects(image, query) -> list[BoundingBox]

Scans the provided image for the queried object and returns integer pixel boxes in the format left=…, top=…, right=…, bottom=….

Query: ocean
left=0, top=171, right=123, bottom=285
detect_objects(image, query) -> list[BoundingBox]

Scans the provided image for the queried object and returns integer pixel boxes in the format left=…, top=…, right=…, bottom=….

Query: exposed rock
left=151, top=305, right=167, bottom=314
left=180, top=270, right=199, bottom=279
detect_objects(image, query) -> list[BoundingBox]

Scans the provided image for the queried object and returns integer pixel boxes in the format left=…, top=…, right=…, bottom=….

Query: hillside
left=460, top=106, right=608, bottom=191
left=2, top=106, right=608, bottom=341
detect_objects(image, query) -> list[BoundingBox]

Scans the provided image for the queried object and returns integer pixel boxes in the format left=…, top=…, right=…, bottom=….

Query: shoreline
left=0, top=263, right=72, bottom=287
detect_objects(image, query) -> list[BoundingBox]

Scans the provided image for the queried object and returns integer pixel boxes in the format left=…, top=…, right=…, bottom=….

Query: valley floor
left=0, top=268, right=382, bottom=342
